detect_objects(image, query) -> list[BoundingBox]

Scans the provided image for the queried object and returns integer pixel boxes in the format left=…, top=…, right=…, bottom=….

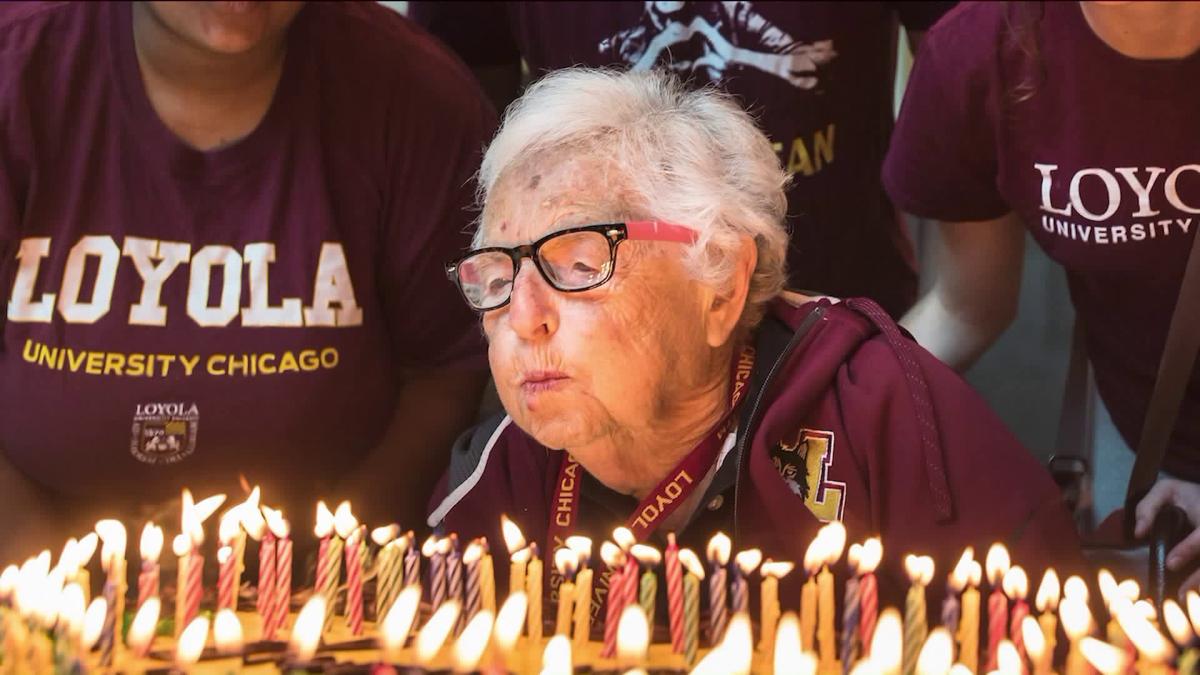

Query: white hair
left=477, top=68, right=790, bottom=329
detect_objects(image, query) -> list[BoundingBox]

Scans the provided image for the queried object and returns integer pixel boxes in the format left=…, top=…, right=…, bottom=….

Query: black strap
left=1123, top=226, right=1200, bottom=535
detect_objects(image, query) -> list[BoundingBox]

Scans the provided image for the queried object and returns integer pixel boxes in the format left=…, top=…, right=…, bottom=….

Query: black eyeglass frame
left=444, top=220, right=698, bottom=311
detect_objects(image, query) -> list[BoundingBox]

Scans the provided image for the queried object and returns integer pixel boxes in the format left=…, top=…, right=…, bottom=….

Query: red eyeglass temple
left=625, top=220, right=699, bottom=244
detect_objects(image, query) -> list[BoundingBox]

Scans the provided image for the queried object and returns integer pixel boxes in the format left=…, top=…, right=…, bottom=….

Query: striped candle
left=402, top=533, right=420, bottom=589
left=424, top=536, right=447, bottom=610
left=447, top=534, right=464, bottom=609
left=271, top=535, right=293, bottom=639
left=374, top=540, right=403, bottom=622
left=257, top=531, right=276, bottom=619
left=344, top=526, right=366, bottom=635
left=600, top=542, right=626, bottom=659
left=217, top=546, right=237, bottom=611
left=137, top=523, right=163, bottom=610
left=184, top=549, right=204, bottom=630
left=706, top=533, right=731, bottom=646
left=664, top=534, right=685, bottom=654
left=462, top=540, right=482, bottom=620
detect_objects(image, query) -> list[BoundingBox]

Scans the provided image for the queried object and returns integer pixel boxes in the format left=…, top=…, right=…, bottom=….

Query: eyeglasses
left=445, top=220, right=698, bottom=311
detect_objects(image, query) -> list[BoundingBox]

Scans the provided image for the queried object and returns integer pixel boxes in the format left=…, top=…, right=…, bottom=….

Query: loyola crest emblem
left=772, top=428, right=846, bottom=522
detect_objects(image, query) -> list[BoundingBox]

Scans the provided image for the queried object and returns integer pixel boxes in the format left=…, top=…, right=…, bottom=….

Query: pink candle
left=185, top=548, right=205, bottom=628
left=345, top=525, right=365, bottom=635
left=664, top=533, right=685, bottom=654
left=261, top=507, right=292, bottom=640
left=985, top=544, right=1011, bottom=672
left=257, top=530, right=276, bottom=620
left=137, top=523, right=163, bottom=609
left=600, top=541, right=627, bottom=658
left=1005, top=566, right=1031, bottom=671
left=217, top=546, right=237, bottom=611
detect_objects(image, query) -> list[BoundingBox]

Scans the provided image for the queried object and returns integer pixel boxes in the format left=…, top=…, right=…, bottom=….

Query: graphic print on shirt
left=7, top=235, right=358, bottom=380
left=598, top=1, right=838, bottom=90
left=130, top=401, right=200, bottom=465
left=1034, top=163, right=1200, bottom=246
left=771, top=427, right=846, bottom=522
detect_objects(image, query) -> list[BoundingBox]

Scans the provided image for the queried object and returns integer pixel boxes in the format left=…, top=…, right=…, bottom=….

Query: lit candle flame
left=818, top=522, right=847, bottom=566
left=554, top=547, right=578, bottom=578
left=95, top=519, right=127, bottom=568
left=803, top=535, right=825, bottom=575
left=422, top=535, right=440, bottom=558
left=463, top=541, right=483, bottom=567
left=774, top=612, right=803, bottom=674
left=217, top=545, right=232, bottom=566
left=722, top=613, right=755, bottom=675
left=0, top=565, right=17, bottom=599
left=176, top=616, right=210, bottom=666
left=677, top=548, right=705, bottom=579
left=1035, top=568, right=1060, bottom=613
left=565, top=536, right=593, bottom=564
left=191, top=492, right=228, bottom=524
left=858, top=537, right=883, bottom=575
left=453, top=609, right=495, bottom=672
left=380, top=585, right=421, bottom=656
left=263, top=507, right=290, bottom=539
left=58, top=583, right=86, bottom=639
left=915, top=627, right=954, bottom=675
left=1163, top=598, right=1193, bottom=648
left=239, top=488, right=266, bottom=541
left=613, top=526, right=636, bottom=552
left=416, top=600, right=462, bottom=663
left=501, top=515, right=526, bottom=554
left=128, top=597, right=161, bottom=657
left=904, top=555, right=935, bottom=587
left=76, top=532, right=99, bottom=568
left=1187, top=590, right=1200, bottom=638
left=314, top=501, right=335, bottom=538
left=214, top=608, right=244, bottom=655
left=1059, top=596, right=1092, bottom=641
left=949, top=548, right=974, bottom=592
left=760, top=560, right=795, bottom=580
left=1097, top=569, right=1118, bottom=609
left=290, top=596, right=327, bottom=661
left=172, top=533, right=191, bottom=558
left=996, top=639, right=1020, bottom=674
left=984, top=543, right=1010, bottom=586
left=1116, top=600, right=1175, bottom=663
left=1002, top=566, right=1028, bottom=601
left=1080, top=637, right=1129, bottom=675
left=630, top=544, right=662, bottom=568
left=1022, top=615, right=1046, bottom=665
left=1116, top=578, right=1140, bottom=604
left=600, top=541, right=623, bottom=569
left=1133, top=599, right=1156, bottom=621
left=1063, top=575, right=1088, bottom=604
left=493, top=592, right=528, bottom=654
left=616, top=605, right=650, bottom=668
left=81, top=597, right=107, bottom=650
left=733, top=548, right=762, bottom=576
left=848, top=544, right=862, bottom=572
left=372, top=524, right=400, bottom=547
left=218, top=507, right=244, bottom=546
left=539, top=633, right=572, bottom=675
left=333, top=501, right=358, bottom=539
left=56, top=539, right=79, bottom=577
left=870, top=608, right=903, bottom=674
left=706, top=532, right=732, bottom=566
left=139, top=523, right=164, bottom=563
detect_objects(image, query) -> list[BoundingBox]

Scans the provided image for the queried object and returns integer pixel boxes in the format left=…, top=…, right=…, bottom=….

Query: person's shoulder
left=302, top=3, right=485, bottom=110
left=918, top=1, right=1020, bottom=74
left=0, top=2, right=93, bottom=57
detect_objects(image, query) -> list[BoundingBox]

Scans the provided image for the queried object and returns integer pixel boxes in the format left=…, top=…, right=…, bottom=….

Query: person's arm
left=335, top=368, right=486, bottom=527
left=900, top=212, right=1025, bottom=371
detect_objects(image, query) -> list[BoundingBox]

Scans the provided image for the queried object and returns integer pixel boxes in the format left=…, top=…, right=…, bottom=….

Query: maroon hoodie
left=427, top=297, right=1084, bottom=614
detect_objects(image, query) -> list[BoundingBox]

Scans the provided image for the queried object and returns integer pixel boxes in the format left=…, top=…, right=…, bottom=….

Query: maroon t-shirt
left=0, top=2, right=493, bottom=510
left=883, top=2, right=1200, bottom=479
left=411, top=1, right=958, bottom=317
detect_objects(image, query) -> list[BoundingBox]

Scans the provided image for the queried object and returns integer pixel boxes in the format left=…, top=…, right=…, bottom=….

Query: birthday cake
left=0, top=489, right=1196, bottom=674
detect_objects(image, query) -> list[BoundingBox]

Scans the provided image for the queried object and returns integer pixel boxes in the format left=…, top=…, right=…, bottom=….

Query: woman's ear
left=705, top=235, right=757, bottom=348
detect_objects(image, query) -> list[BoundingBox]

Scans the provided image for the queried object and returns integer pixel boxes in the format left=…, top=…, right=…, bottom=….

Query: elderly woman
left=429, top=69, right=1082, bottom=605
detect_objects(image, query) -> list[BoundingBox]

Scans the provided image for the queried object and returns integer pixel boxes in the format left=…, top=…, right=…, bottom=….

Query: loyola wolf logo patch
left=772, top=428, right=846, bottom=522
left=130, top=402, right=199, bottom=465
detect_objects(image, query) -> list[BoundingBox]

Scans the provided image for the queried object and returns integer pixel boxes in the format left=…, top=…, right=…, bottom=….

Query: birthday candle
left=136, top=523, right=163, bottom=609
left=462, top=540, right=484, bottom=623
left=256, top=521, right=276, bottom=623
left=313, top=501, right=340, bottom=620
left=1004, top=566, right=1031, bottom=669
left=957, top=560, right=982, bottom=673
left=566, top=536, right=593, bottom=647
left=372, top=524, right=402, bottom=622
left=95, top=520, right=127, bottom=668
left=706, top=532, right=731, bottom=646
left=1021, top=615, right=1049, bottom=675
left=600, top=541, right=627, bottom=658
left=1116, top=598, right=1175, bottom=674
left=984, top=543, right=1011, bottom=672
left=758, top=559, right=794, bottom=657
left=172, top=533, right=190, bottom=638
left=217, top=546, right=237, bottom=611
left=858, top=537, right=882, bottom=657
left=127, top=596, right=159, bottom=658
left=801, top=536, right=821, bottom=653
left=262, top=507, right=292, bottom=640
left=345, top=524, right=366, bottom=635
left=217, top=502, right=246, bottom=611
left=730, top=548, right=761, bottom=616
left=632, top=544, right=662, bottom=628
left=677, top=548, right=704, bottom=666
left=1164, top=598, right=1196, bottom=674
left=501, top=515, right=527, bottom=596
left=664, top=533, right=684, bottom=654
left=402, top=531, right=421, bottom=589
left=425, top=535, right=447, bottom=610
left=74, top=533, right=98, bottom=605
left=479, top=538, right=496, bottom=614
left=816, top=521, right=846, bottom=672
left=447, top=534, right=464, bottom=611
left=943, top=548, right=972, bottom=638
left=527, top=542, right=544, bottom=643
left=1035, top=568, right=1060, bottom=674
left=903, top=554, right=934, bottom=675
left=553, top=547, right=578, bottom=636
left=1059, top=595, right=1092, bottom=675
left=840, top=544, right=863, bottom=671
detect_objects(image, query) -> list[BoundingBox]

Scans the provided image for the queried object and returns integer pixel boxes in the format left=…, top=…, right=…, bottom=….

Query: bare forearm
left=336, top=368, right=487, bottom=527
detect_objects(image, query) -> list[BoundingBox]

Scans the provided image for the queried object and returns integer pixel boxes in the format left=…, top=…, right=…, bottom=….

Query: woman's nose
left=506, top=260, right=560, bottom=340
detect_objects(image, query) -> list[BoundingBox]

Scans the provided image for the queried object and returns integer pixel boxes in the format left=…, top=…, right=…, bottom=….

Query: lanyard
left=545, top=344, right=756, bottom=552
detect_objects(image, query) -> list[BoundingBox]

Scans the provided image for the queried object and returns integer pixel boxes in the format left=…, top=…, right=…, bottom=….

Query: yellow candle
left=758, top=560, right=793, bottom=656
left=815, top=522, right=845, bottom=671
left=956, top=561, right=982, bottom=674
left=553, top=546, right=578, bottom=637
left=500, top=515, right=527, bottom=597
left=480, top=552, right=496, bottom=614
left=572, top=567, right=593, bottom=646
left=1035, top=568, right=1060, bottom=675
left=1060, top=596, right=1092, bottom=675
left=526, top=545, right=543, bottom=642
left=801, top=574, right=818, bottom=652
